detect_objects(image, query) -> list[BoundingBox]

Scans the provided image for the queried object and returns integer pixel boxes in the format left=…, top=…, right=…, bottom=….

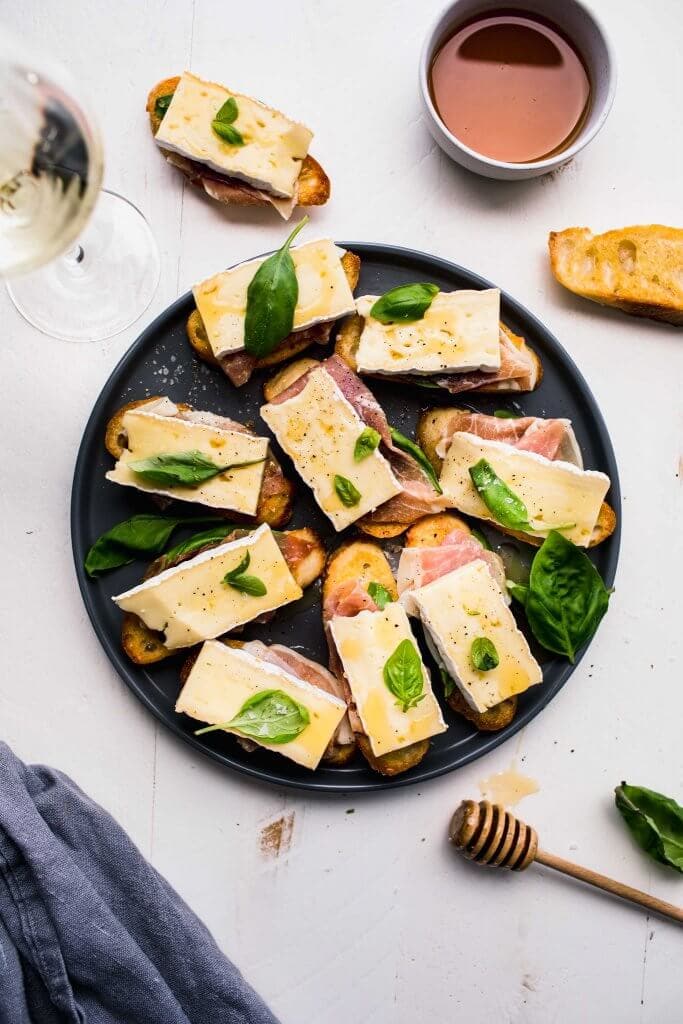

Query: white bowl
left=419, top=0, right=617, bottom=180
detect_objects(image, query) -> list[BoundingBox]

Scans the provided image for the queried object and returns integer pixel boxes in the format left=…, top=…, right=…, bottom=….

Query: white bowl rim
left=419, top=0, right=618, bottom=171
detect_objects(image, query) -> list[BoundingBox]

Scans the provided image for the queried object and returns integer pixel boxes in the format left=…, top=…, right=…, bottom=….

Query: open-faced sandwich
left=260, top=355, right=446, bottom=538
left=323, top=540, right=447, bottom=776
left=176, top=639, right=354, bottom=770
left=187, top=225, right=360, bottom=387
left=336, top=283, right=541, bottom=393
left=105, top=396, right=294, bottom=529
left=113, top=523, right=325, bottom=665
left=147, top=72, right=330, bottom=219
left=417, top=408, right=616, bottom=547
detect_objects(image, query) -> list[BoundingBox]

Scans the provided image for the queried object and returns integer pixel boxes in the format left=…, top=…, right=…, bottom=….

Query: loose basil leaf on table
left=470, top=637, right=499, bottom=672
left=469, top=458, right=531, bottom=532
left=383, top=638, right=426, bottom=713
left=222, top=550, right=267, bottom=597
left=370, top=282, right=439, bottom=324
left=354, top=427, right=381, bottom=461
left=84, top=514, right=222, bottom=577
left=154, top=93, right=174, bottom=119
left=129, top=450, right=264, bottom=488
left=367, top=581, right=393, bottom=610
left=389, top=427, right=442, bottom=495
left=334, top=474, right=361, bottom=508
left=615, top=783, right=683, bottom=874
left=244, top=216, right=308, bottom=357
left=195, top=690, right=310, bottom=745
left=211, top=96, right=244, bottom=146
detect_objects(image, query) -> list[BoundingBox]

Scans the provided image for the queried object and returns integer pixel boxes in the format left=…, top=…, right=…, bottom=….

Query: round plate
left=71, top=243, right=620, bottom=792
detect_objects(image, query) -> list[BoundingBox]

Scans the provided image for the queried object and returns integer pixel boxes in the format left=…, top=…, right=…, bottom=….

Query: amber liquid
left=429, top=10, right=591, bottom=163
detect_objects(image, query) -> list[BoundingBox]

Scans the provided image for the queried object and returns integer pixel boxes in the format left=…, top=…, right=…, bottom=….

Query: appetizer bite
left=260, top=355, right=446, bottom=538
left=417, top=408, right=616, bottom=547
left=323, top=541, right=446, bottom=776
left=147, top=72, right=330, bottom=218
left=114, top=524, right=325, bottom=665
left=336, top=284, right=541, bottom=393
left=105, top=397, right=293, bottom=528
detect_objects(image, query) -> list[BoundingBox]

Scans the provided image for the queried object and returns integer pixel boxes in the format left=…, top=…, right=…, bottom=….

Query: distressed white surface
left=2, top=1, right=683, bottom=1021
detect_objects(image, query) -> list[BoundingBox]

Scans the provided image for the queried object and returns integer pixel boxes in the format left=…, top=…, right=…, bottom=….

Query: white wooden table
left=3, top=2, right=682, bottom=1020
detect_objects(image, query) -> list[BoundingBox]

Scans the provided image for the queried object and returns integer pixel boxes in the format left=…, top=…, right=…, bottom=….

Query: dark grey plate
left=71, top=243, right=620, bottom=792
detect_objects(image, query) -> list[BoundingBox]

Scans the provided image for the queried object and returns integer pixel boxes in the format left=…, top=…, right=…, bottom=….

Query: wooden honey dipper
left=449, top=799, right=683, bottom=925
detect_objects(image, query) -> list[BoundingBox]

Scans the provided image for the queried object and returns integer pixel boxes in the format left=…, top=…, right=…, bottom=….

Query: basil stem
left=129, top=450, right=264, bottom=488
left=367, top=581, right=393, bottom=610
left=370, top=283, right=439, bottom=324
left=195, top=689, right=310, bottom=745
left=221, top=550, right=267, bottom=597
left=389, top=427, right=442, bottom=495
left=470, top=637, right=499, bottom=672
left=334, top=474, right=361, bottom=507
left=383, top=638, right=426, bottom=713
left=354, top=427, right=381, bottom=461
left=469, top=458, right=531, bottom=532
left=244, top=216, right=308, bottom=357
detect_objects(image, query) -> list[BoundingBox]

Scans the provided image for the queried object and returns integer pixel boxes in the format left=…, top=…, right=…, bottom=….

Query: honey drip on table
left=478, top=760, right=539, bottom=807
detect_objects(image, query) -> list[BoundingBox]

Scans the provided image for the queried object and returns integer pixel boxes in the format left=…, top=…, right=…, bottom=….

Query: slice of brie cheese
left=354, top=289, right=501, bottom=376
left=402, top=560, right=542, bottom=713
left=329, top=603, right=446, bottom=757
left=176, top=640, right=346, bottom=769
left=194, top=239, right=356, bottom=360
left=155, top=71, right=312, bottom=198
left=260, top=366, right=402, bottom=531
left=113, top=524, right=301, bottom=649
left=439, top=433, right=610, bottom=546
left=106, top=398, right=268, bottom=514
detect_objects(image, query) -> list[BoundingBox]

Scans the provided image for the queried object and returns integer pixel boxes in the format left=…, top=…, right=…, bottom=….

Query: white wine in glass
left=0, top=32, right=159, bottom=342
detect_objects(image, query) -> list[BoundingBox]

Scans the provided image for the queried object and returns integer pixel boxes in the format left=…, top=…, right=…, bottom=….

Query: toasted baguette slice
left=404, top=512, right=517, bottom=731
left=335, top=314, right=542, bottom=393
left=147, top=77, right=330, bottom=211
left=322, top=541, right=430, bottom=776
left=416, top=408, right=616, bottom=548
left=549, top=225, right=683, bottom=326
left=105, top=397, right=294, bottom=529
left=122, top=526, right=326, bottom=666
left=187, top=250, right=360, bottom=375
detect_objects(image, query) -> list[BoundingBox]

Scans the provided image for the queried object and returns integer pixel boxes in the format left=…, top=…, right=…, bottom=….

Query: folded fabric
left=0, top=742, right=280, bottom=1024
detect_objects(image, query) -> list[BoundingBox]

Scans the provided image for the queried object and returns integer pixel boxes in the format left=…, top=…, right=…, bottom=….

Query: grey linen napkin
left=0, top=742, right=280, bottom=1024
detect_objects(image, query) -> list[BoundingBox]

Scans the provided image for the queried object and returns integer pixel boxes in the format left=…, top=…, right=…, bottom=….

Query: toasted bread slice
left=335, top=314, right=542, bottom=392
left=122, top=526, right=326, bottom=665
left=105, top=396, right=294, bottom=529
left=416, top=408, right=616, bottom=548
left=147, top=76, right=331, bottom=210
left=187, top=250, right=360, bottom=376
left=549, top=225, right=683, bottom=326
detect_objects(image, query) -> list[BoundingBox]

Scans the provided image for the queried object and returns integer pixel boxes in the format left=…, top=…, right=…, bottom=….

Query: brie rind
left=176, top=640, right=346, bottom=769
left=113, top=524, right=301, bottom=649
left=402, top=560, right=542, bottom=713
left=328, top=603, right=446, bottom=757
left=106, top=398, right=268, bottom=514
left=354, top=289, right=501, bottom=376
left=194, top=239, right=356, bottom=359
left=155, top=71, right=312, bottom=198
left=439, top=433, right=610, bottom=546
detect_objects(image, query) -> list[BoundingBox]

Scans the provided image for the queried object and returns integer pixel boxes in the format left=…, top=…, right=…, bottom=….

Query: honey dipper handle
left=535, top=849, right=683, bottom=925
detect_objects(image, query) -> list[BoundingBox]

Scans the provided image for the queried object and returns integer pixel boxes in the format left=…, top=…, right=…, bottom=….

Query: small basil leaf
left=494, top=409, right=522, bottom=419
left=222, top=550, right=267, bottom=596
left=367, top=581, right=393, bottom=610
left=195, top=689, right=310, bottom=745
left=212, top=121, right=244, bottom=146
left=226, top=551, right=250, bottom=579
left=470, top=527, right=492, bottom=551
left=84, top=514, right=220, bottom=577
left=370, top=283, right=439, bottom=324
left=507, top=580, right=529, bottom=606
left=439, top=666, right=456, bottom=698
left=615, top=783, right=683, bottom=874
left=383, top=638, right=426, bottom=713
left=154, top=93, right=174, bottom=119
left=129, top=451, right=264, bottom=488
left=389, top=426, right=442, bottom=495
left=334, top=474, right=361, bottom=508
left=525, top=531, right=611, bottom=661
left=469, top=458, right=531, bottom=532
left=470, top=637, right=499, bottom=672
left=244, top=217, right=308, bottom=357
left=214, top=96, right=238, bottom=124
left=354, top=427, right=381, bottom=461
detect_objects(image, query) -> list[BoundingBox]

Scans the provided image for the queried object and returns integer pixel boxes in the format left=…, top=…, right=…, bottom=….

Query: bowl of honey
left=419, top=1, right=616, bottom=179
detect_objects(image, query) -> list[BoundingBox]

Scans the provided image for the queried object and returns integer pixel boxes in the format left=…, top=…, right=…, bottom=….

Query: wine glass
left=0, top=31, right=160, bottom=342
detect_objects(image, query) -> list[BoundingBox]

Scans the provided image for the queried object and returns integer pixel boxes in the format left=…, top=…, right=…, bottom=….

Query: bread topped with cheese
left=549, top=225, right=683, bottom=326
left=147, top=73, right=330, bottom=219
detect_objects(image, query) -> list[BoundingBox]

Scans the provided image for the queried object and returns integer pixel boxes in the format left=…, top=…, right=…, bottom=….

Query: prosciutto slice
left=397, top=529, right=508, bottom=601
left=218, top=321, right=335, bottom=387
left=431, top=328, right=537, bottom=394
left=434, top=410, right=582, bottom=467
left=164, top=151, right=297, bottom=219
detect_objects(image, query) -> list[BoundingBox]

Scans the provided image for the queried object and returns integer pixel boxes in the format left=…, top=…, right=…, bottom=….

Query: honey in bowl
left=429, top=10, right=591, bottom=164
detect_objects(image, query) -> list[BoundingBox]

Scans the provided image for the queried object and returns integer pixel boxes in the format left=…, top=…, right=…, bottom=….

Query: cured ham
left=164, top=151, right=297, bottom=219
left=218, top=322, right=334, bottom=387
left=434, top=409, right=582, bottom=467
left=431, top=327, right=537, bottom=394
left=397, top=529, right=508, bottom=599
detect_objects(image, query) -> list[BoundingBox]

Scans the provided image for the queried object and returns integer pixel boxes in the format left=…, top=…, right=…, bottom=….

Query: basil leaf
left=370, top=283, right=439, bottom=324
left=470, top=527, right=492, bottom=551
left=525, top=531, right=611, bottom=661
left=383, top=638, right=426, bottom=713
left=507, top=580, right=529, bottom=606
left=334, top=474, right=361, bottom=507
left=494, top=409, right=522, bottom=419
left=389, top=426, right=442, bottom=495
left=244, top=217, right=308, bottom=357
left=154, top=93, right=174, bottom=119
left=214, top=96, right=238, bottom=124
left=222, top=550, right=267, bottom=596
left=367, top=581, right=393, bottom=610
left=354, top=427, right=381, bottom=461
left=84, top=514, right=220, bottom=577
left=470, top=637, right=499, bottom=672
left=615, top=783, right=683, bottom=874
left=129, top=450, right=264, bottom=488
left=212, top=121, right=244, bottom=146
left=159, top=524, right=239, bottom=568
left=439, top=666, right=456, bottom=698
left=195, top=689, right=310, bottom=745
left=469, top=458, right=531, bottom=532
